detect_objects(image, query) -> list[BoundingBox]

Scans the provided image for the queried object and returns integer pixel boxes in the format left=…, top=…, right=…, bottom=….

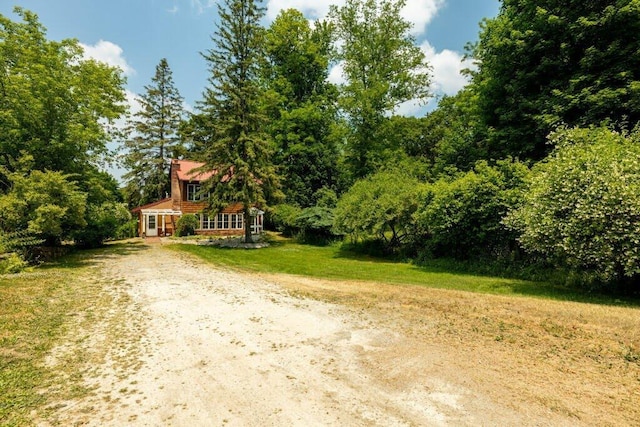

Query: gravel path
left=43, top=242, right=578, bottom=426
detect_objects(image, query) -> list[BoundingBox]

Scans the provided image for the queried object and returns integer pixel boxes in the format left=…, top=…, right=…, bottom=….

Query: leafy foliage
left=264, top=10, right=343, bottom=207
left=329, top=0, right=431, bottom=177
left=506, top=127, right=640, bottom=290
left=267, top=204, right=302, bottom=237
left=0, top=8, right=126, bottom=181
left=0, top=170, right=87, bottom=246
left=334, top=168, right=424, bottom=249
left=123, top=58, right=185, bottom=207
left=73, top=202, right=131, bottom=248
left=295, top=206, right=338, bottom=243
left=415, top=160, right=530, bottom=259
left=175, top=214, right=198, bottom=237
left=473, top=0, right=640, bottom=160
left=197, top=0, right=280, bottom=242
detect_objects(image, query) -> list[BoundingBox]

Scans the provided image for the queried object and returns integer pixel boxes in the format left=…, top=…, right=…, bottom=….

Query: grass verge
left=169, top=238, right=634, bottom=305
left=0, top=242, right=142, bottom=426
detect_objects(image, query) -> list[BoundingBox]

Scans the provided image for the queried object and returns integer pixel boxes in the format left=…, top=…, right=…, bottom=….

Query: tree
left=123, top=58, right=185, bottom=206
left=0, top=170, right=87, bottom=246
left=505, top=127, right=640, bottom=291
left=0, top=8, right=126, bottom=184
left=198, top=0, right=280, bottom=242
left=473, top=0, right=640, bottom=161
left=414, top=159, right=529, bottom=259
left=264, top=10, right=343, bottom=207
left=333, top=167, right=424, bottom=249
left=329, top=0, right=431, bottom=178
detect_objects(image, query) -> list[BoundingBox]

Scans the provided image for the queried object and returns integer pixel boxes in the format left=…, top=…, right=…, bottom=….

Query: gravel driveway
left=42, top=242, right=583, bottom=426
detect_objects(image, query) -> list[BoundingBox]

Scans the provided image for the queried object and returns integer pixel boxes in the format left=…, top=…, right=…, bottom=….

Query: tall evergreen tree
left=123, top=58, right=184, bottom=206
left=199, top=0, right=279, bottom=242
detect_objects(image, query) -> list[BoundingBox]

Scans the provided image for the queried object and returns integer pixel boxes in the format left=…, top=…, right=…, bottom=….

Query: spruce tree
left=123, top=58, right=184, bottom=206
left=199, top=0, right=279, bottom=242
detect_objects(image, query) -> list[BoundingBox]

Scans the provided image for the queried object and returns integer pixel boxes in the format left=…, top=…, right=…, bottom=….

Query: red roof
left=172, top=159, right=216, bottom=181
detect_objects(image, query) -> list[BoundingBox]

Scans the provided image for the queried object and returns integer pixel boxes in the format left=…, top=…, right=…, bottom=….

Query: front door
left=146, top=214, right=158, bottom=237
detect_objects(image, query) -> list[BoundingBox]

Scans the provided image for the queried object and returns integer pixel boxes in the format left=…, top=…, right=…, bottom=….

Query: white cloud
left=266, top=0, right=333, bottom=21
left=168, top=5, right=179, bottom=14
left=191, top=0, right=216, bottom=14
left=401, top=0, right=445, bottom=35
left=421, top=40, right=473, bottom=96
left=266, top=0, right=444, bottom=34
left=328, top=61, right=346, bottom=86
left=80, top=40, right=136, bottom=76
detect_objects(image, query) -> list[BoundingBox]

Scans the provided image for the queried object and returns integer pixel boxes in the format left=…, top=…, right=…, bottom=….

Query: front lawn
left=170, top=238, right=627, bottom=304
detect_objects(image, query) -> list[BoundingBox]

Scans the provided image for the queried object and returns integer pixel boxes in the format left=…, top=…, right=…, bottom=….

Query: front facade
left=132, top=159, right=264, bottom=237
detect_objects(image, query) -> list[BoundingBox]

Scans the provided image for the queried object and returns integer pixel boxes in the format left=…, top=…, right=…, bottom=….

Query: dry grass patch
left=265, top=273, right=640, bottom=426
left=0, top=243, right=147, bottom=426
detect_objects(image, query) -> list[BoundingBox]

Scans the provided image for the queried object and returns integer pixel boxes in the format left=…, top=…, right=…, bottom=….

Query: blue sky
left=1, top=0, right=499, bottom=111
left=1, top=0, right=500, bottom=179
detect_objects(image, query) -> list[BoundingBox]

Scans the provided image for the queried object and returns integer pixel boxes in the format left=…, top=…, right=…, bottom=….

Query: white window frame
left=231, top=213, right=244, bottom=229
left=217, top=213, right=229, bottom=229
left=201, top=213, right=215, bottom=230
left=187, top=183, right=201, bottom=201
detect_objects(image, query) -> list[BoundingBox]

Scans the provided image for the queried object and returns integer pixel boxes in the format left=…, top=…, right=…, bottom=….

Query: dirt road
left=41, top=242, right=637, bottom=426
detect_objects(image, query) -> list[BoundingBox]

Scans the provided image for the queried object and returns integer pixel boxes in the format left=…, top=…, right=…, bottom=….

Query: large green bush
left=175, top=214, right=199, bottom=237
left=415, top=159, right=530, bottom=259
left=295, top=206, right=338, bottom=243
left=267, top=204, right=303, bottom=237
left=506, top=127, right=640, bottom=290
left=73, top=202, right=131, bottom=248
left=0, top=170, right=87, bottom=246
left=334, top=169, right=424, bottom=249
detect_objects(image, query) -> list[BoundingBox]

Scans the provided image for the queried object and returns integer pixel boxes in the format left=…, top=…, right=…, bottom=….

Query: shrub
left=506, top=126, right=640, bottom=292
left=175, top=214, right=198, bottom=237
left=74, top=202, right=131, bottom=248
left=116, top=219, right=138, bottom=240
left=295, top=206, right=339, bottom=244
left=0, top=252, right=28, bottom=274
left=267, top=204, right=302, bottom=237
left=334, top=169, right=424, bottom=249
left=414, top=159, right=530, bottom=259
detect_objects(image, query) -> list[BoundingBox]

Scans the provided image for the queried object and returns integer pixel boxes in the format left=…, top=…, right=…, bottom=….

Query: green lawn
left=170, top=239, right=617, bottom=302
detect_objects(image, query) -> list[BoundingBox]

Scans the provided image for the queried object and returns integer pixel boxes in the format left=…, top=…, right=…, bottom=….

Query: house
left=131, top=159, right=264, bottom=237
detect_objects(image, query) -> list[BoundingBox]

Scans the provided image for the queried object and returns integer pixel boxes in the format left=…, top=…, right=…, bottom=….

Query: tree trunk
left=244, top=205, right=252, bottom=243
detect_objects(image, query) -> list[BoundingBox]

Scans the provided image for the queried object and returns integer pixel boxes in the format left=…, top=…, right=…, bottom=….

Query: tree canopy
left=473, top=0, right=640, bottom=160
left=329, top=0, right=431, bottom=178
left=0, top=7, right=126, bottom=182
left=264, top=9, right=343, bottom=207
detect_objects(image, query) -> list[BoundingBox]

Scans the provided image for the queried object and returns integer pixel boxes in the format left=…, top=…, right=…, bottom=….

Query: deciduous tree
left=329, top=0, right=431, bottom=178
left=505, top=126, right=640, bottom=291
left=0, top=7, right=126, bottom=183
left=264, top=9, right=343, bottom=207
left=473, top=0, right=640, bottom=160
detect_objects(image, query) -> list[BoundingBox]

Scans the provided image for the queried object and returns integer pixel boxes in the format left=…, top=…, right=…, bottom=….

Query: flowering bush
left=506, top=127, right=640, bottom=290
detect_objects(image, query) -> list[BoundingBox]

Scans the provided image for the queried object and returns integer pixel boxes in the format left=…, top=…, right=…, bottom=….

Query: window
left=217, top=213, right=229, bottom=229
left=201, top=213, right=215, bottom=230
left=231, top=213, right=244, bottom=229
left=187, top=183, right=201, bottom=201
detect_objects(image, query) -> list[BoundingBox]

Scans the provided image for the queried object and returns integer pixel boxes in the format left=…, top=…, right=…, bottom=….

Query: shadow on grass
left=39, top=240, right=149, bottom=270
left=411, top=260, right=640, bottom=307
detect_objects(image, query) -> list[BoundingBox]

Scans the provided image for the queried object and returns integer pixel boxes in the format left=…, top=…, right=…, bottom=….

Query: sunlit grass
left=169, top=238, right=636, bottom=305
